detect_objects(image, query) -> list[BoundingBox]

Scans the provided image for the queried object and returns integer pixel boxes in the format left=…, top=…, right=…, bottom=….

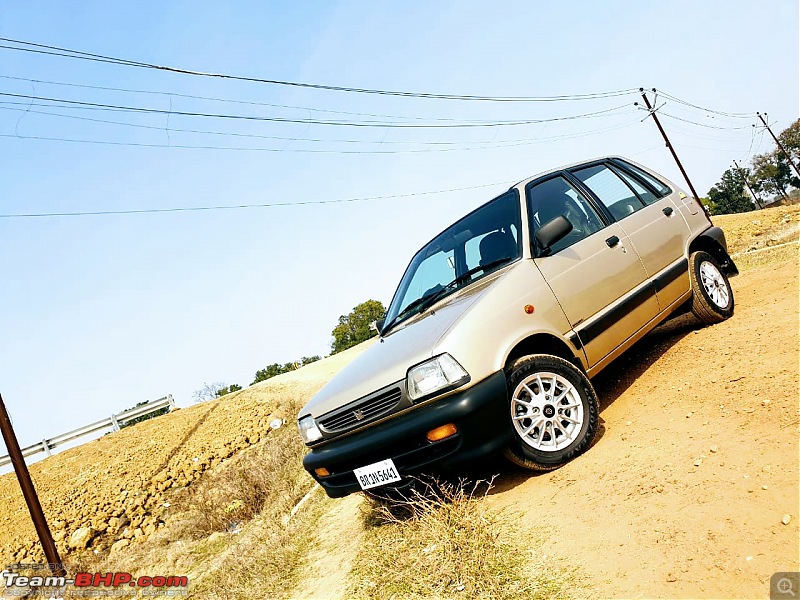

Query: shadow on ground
left=443, top=312, right=706, bottom=496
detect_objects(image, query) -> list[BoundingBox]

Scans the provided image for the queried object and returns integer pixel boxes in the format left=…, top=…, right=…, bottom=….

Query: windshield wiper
left=382, top=257, right=512, bottom=335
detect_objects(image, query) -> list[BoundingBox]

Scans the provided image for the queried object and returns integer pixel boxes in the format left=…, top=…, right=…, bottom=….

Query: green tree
left=331, top=299, right=386, bottom=354
left=706, top=168, right=754, bottom=215
left=749, top=151, right=797, bottom=201
left=252, top=363, right=290, bottom=384
left=778, top=118, right=800, bottom=165
left=119, top=401, right=169, bottom=429
left=251, top=356, right=322, bottom=385
left=217, top=383, right=242, bottom=396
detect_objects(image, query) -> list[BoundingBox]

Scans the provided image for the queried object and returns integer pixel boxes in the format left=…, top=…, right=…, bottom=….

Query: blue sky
left=0, top=0, right=797, bottom=450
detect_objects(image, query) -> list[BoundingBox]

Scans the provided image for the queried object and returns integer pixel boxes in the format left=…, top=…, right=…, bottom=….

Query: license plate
left=353, top=458, right=402, bottom=490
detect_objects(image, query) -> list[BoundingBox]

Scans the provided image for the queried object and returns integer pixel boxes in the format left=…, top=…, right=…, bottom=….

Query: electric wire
left=0, top=104, right=641, bottom=150
left=0, top=92, right=633, bottom=128
left=0, top=180, right=519, bottom=219
left=0, top=38, right=638, bottom=102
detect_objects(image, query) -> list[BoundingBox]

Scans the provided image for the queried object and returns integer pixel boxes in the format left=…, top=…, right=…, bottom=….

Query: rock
left=109, top=539, right=130, bottom=554
left=52, top=530, right=66, bottom=542
left=710, top=445, right=718, bottom=453
left=693, top=459, right=702, bottom=467
left=68, top=527, right=96, bottom=549
left=686, top=412, right=693, bottom=418
left=782, top=514, right=791, bottom=525
left=666, top=573, right=677, bottom=582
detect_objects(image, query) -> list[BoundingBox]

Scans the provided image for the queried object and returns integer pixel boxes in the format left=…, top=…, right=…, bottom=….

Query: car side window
left=527, top=176, right=605, bottom=255
left=613, top=167, right=659, bottom=205
left=465, top=223, right=518, bottom=271
left=572, top=164, right=646, bottom=221
left=615, top=160, right=672, bottom=197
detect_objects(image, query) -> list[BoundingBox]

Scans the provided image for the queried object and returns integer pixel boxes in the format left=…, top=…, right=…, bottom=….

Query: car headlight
left=407, top=354, right=469, bottom=401
left=298, top=415, right=323, bottom=444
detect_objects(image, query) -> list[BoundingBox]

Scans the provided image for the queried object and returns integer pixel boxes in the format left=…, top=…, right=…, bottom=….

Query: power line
left=0, top=37, right=639, bottom=102
left=0, top=180, right=518, bottom=219
left=0, top=75, right=533, bottom=122
left=658, top=111, right=753, bottom=131
left=654, top=89, right=754, bottom=119
left=0, top=105, right=641, bottom=150
left=0, top=92, right=633, bottom=128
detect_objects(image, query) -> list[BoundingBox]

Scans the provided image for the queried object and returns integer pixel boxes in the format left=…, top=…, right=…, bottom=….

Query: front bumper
left=302, top=370, right=510, bottom=498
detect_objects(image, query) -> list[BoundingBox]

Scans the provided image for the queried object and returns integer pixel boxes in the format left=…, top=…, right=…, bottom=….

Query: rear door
left=569, top=162, right=692, bottom=310
left=528, top=175, right=659, bottom=367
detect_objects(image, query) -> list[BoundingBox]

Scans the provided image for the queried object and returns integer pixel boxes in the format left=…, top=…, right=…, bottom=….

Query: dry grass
left=348, top=478, right=570, bottom=600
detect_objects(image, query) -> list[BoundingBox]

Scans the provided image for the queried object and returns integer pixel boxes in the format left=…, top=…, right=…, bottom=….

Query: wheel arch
left=689, top=227, right=739, bottom=276
left=504, top=332, right=586, bottom=373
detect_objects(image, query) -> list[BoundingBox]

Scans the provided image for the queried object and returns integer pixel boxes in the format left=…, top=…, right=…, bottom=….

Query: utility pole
left=637, top=88, right=702, bottom=202
left=0, top=393, right=66, bottom=578
left=756, top=112, right=800, bottom=180
left=733, top=159, right=762, bottom=209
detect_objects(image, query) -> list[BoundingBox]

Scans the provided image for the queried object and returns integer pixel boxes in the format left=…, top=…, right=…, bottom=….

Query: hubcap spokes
left=699, top=261, right=729, bottom=308
left=511, top=372, right=584, bottom=451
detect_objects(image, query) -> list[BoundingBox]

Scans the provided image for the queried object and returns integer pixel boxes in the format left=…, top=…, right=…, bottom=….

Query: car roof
left=510, top=155, right=628, bottom=190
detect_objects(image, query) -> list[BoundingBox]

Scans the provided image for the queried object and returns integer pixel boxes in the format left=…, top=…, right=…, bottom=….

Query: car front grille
left=319, top=386, right=404, bottom=433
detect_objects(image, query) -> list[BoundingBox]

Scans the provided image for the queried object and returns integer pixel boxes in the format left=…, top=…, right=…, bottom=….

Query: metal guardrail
left=0, top=395, right=175, bottom=467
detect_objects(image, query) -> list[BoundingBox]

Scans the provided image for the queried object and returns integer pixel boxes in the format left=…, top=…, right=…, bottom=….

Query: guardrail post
left=110, top=412, right=121, bottom=432
left=41, top=439, right=51, bottom=457
left=167, top=394, right=175, bottom=410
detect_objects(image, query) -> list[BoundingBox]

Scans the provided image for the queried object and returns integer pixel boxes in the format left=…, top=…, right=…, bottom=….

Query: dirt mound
left=0, top=342, right=371, bottom=564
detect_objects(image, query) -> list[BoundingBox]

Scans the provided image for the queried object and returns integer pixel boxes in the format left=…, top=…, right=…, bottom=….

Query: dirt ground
left=1, top=204, right=798, bottom=599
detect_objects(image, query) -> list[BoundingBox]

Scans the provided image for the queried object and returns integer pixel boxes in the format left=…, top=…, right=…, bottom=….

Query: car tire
left=689, top=250, right=734, bottom=324
left=502, top=354, right=599, bottom=471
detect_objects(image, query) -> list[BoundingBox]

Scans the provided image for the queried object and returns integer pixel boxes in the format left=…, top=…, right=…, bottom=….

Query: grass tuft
left=348, top=477, right=570, bottom=599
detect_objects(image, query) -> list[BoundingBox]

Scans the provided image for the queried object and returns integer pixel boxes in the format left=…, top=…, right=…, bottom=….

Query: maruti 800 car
left=297, top=157, right=737, bottom=498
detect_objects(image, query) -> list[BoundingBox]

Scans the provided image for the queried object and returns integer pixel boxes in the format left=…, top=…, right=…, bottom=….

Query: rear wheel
left=503, top=355, right=599, bottom=471
left=689, top=250, right=734, bottom=324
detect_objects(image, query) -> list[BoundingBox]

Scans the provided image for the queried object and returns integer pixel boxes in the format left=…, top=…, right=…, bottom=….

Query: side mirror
left=535, top=215, right=573, bottom=257
left=374, top=318, right=385, bottom=334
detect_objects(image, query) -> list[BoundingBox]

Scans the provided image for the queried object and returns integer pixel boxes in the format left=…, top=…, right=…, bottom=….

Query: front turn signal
left=314, top=467, right=330, bottom=477
left=426, top=423, right=458, bottom=442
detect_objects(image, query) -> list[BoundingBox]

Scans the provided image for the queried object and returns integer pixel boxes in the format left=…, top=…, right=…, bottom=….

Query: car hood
left=299, top=269, right=511, bottom=419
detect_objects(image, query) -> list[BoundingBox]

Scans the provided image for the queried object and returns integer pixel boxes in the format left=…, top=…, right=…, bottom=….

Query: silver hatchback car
left=298, top=157, right=737, bottom=498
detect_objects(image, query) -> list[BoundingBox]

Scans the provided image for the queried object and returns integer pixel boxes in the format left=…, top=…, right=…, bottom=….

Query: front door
left=527, top=175, right=659, bottom=367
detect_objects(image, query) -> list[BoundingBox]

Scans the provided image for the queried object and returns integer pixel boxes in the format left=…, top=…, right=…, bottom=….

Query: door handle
left=605, top=235, right=620, bottom=248
left=663, top=206, right=674, bottom=216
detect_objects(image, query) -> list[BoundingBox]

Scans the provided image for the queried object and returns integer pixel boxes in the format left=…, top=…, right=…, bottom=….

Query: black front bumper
left=302, top=370, right=510, bottom=498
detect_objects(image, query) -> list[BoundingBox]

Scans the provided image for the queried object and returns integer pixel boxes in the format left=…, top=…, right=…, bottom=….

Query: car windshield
left=383, top=189, right=522, bottom=333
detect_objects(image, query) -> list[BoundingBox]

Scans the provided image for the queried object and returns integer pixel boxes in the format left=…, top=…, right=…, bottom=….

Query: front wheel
left=689, top=250, right=734, bottom=324
left=503, top=355, right=599, bottom=471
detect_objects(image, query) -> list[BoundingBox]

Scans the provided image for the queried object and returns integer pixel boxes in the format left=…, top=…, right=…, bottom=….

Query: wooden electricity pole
left=756, top=112, right=800, bottom=180
left=0, top=393, right=66, bottom=577
left=733, top=159, right=762, bottom=209
left=637, top=88, right=702, bottom=201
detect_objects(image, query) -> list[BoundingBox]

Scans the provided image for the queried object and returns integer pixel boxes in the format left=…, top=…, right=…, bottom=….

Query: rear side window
left=615, top=160, right=672, bottom=198
left=613, top=167, right=659, bottom=206
left=572, top=164, right=646, bottom=221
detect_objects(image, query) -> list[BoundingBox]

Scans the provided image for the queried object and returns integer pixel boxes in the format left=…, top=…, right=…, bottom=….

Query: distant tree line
left=703, top=119, right=800, bottom=215
left=119, top=401, right=169, bottom=428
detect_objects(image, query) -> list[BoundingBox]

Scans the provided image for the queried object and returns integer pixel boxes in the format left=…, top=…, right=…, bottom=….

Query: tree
left=706, top=168, right=754, bottom=215
left=331, top=299, right=386, bottom=354
left=119, top=401, right=169, bottom=429
left=217, top=383, right=242, bottom=396
left=778, top=118, right=800, bottom=165
left=251, top=355, right=322, bottom=385
left=749, top=151, right=798, bottom=201
left=193, top=381, right=229, bottom=402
